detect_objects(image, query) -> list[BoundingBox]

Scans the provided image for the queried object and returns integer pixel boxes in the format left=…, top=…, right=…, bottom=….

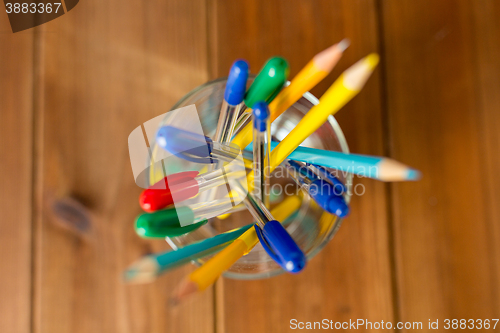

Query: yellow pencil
left=231, top=39, right=349, bottom=151
left=170, top=195, right=301, bottom=304
left=219, top=53, right=378, bottom=221
left=243, top=53, right=380, bottom=193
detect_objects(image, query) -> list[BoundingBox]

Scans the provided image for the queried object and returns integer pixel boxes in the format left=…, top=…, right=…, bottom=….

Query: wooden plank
left=33, top=1, right=214, bottom=332
left=0, top=15, right=34, bottom=333
left=381, top=0, right=500, bottom=324
left=471, top=0, right=500, bottom=316
left=209, top=1, right=394, bottom=332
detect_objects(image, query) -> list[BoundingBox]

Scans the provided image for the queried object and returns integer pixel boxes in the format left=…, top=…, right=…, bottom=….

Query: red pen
left=140, top=167, right=246, bottom=212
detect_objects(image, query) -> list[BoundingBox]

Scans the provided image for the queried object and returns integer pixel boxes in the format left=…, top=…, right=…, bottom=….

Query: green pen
left=244, top=57, right=289, bottom=108
left=233, top=57, right=289, bottom=133
left=134, top=197, right=235, bottom=238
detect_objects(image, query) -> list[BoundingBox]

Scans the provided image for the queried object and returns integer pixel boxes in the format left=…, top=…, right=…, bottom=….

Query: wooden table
left=1, top=1, right=499, bottom=332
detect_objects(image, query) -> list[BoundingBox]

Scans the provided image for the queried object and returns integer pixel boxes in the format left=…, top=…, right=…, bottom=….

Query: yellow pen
left=232, top=39, right=350, bottom=151
left=171, top=195, right=301, bottom=303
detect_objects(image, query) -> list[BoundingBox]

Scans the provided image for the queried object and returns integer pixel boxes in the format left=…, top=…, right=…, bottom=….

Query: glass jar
left=148, top=77, right=352, bottom=279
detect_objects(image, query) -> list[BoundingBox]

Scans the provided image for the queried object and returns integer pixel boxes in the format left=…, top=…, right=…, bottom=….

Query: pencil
left=123, top=224, right=253, bottom=284
left=247, top=141, right=421, bottom=181
left=218, top=53, right=378, bottom=222
left=170, top=195, right=301, bottom=304
left=232, top=39, right=349, bottom=151
left=273, top=53, right=379, bottom=173
left=241, top=53, right=379, bottom=196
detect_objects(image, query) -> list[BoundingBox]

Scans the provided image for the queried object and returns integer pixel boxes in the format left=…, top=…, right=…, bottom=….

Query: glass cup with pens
left=123, top=46, right=420, bottom=304
left=144, top=76, right=352, bottom=279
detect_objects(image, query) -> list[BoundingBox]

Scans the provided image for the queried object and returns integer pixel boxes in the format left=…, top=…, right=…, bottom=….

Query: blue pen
left=232, top=180, right=306, bottom=273
left=252, top=101, right=271, bottom=207
left=208, top=60, right=248, bottom=203
left=246, top=141, right=421, bottom=182
left=214, top=60, right=249, bottom=144
left=156, top=125, right=242, bottom=164
left=308, top=163, right=347, bottom=193
left=285, top=160, right=349, bottom=217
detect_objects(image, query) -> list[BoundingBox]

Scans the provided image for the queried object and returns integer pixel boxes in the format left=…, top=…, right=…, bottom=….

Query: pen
left=247, top=141, right=421, bottom=181
left=124, top=224, right=253, bottom=284
left=135, top=197, right=239, bottom=238
left=252, top=101, right=271, bottom=207
left=155, top=126, right=252, bottom=208
left=230, top=180, right=306, bottom=273
left=156, top=125, right=248, bottom=165
left=232, top=57, right=289, bottom=134
left=285, top=160, right=349, bottom=217
left=232, top=40, right=348, bottom=152
left=170, top=195, right=301, bottom=304
left=207, top=60, right=249, bottom=203
left=140, top=166, right=247, bottom=212
left=307, top=164, right=348, bottom=193
left=213, top=60, right=249, bottom=144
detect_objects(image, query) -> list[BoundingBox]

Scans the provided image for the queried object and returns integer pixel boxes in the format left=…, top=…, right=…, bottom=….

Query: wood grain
left=33, top=1, right=214, bottom=332
left=0, top=15, right=34, bottom=333
left=1, top=1, right=499, bottom=332
left=381, top=0, right=500, bottom=325
left=209, top=1, right=395, bottom=332
left=470, top=0, right=500, bottom=316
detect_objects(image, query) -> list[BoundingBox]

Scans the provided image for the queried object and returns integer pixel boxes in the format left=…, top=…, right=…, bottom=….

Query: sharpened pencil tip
left=168, top=296, right=180, bottom=307
left=122, top=257, right=159, bottom=284
left=313, top=40, right=347, bottom=72
left=122, top=269, right=136, bottom=282
left=170, top=278, right=199, bottom=306
left=365, top=53, right=380, bottom=70
left=407, top=169, right=422, bottom=180
left=337, top=38, right=350, bottom=52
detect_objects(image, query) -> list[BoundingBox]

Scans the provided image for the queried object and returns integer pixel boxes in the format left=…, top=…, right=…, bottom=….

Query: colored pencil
left=170, top=195, right=301, bottom=304
left=247, top=141, right=421, bottom=181
left=232, top=39, right=349, bottom=151
left=124, top=224, right=253, bottom=284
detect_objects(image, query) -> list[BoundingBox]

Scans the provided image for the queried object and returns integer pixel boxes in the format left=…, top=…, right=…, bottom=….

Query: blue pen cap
left=310, top=179, right=349, bottom=217
left=252, top=101, right=270, bottom=132
left=156, top=126, right=215, bottom=163
left=257, top=221, right=307, bottom=273
left=224, top=59, right=249, bottom=105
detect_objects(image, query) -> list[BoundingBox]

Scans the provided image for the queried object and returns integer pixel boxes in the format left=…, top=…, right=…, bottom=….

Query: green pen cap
left=244, top=56, right=289, bottom=108
left=134, top=206, right=207, bottom=238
